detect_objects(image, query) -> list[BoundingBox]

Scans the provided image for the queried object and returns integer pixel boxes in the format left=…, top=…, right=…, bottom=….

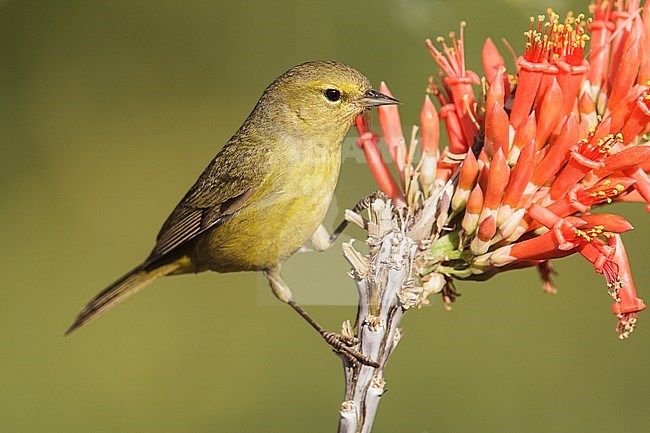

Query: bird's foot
left=321, top=331, right=379, bottom=368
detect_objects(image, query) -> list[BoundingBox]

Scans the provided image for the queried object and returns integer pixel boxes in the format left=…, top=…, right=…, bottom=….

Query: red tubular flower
left=471, top=214, right=496, bottom=255
left=419, top=95, right=440, bottom=192
left=445, top=77, right=479, bottom=148
left=607, top=86, right=644, bottom=133
left=426, top=23, right=480, bottom=148
left=510, top=112, right=537, bottom=164
left=452, top=151, right=479, bottom=212
left=640, top=1, right=650, bottom=83
left=551, top=12, right=590, bottom=119
left=476, top=150, right=490, bottom=193
left=486, top=227, right=576, bottom=267
left=577, top=240, right=615, bottom=275
left=483, top=38, right=506, bottom=85
left=528, top=206, right=632, bottom=252
left=420, top=95, right=440, bottom=155
left=510, top=59, right=546, bottom=130
left=530, top=114, right=580, bottom=187
left=439, top=104, right=468, bottom=154
left=486, top=67, right=506, bottom=115
left=355, top=115, right=405, bottom=206
left=509, top=16, right=550, bottom=129
left=557, top=59, right=590, bottom=119
left=483, top=39, right=511, bottom=98
left=481, top=148, right=510, bottom=221
left=622, top=167, right=650, bottom=210
left=609, top=2, right=637, bottom=84
left=462, top=184, right=484, bottom=234
left=498, top=142, right=535, bottom=226
left=549, top=119, right=618, bottom=200
left=608, top=34, right=643, bottom=110
left=588, top=0, right=614, bottom=89
left=485, top=101, right=510, bottom=157
left=377, top=82, right=407, bottom=182
left=579, top=213, right=634, bottom=233
left=595, top=144, right=650, bottom=177
left=534, top=77, right=564, bottom=148
left=620, top=88, right=650, bottom=142
left=535, top=65, right=559, bottom=112
left=608, top=235, right=646, bottom=339
left=578, top=89, right=596, bottom=121
left=544, top=176, right=637, bottom=216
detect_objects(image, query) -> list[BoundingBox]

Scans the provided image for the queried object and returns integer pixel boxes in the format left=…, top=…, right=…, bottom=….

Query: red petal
left=596, top=145, right=650, bottom=177
left=608, top=35, right=642, bottom=111
left=510, top=58, right=547, bottom=129
left=622, top=167, right=650, bottom=211
left=483, top=148, right=510, bottom=211
left=466, top=183, right=484, bottom=214
left=620, top=91, right=650, bottom=143
left=439, top=104, right=468, bottom=154
left=640, top=1, right=650, bottom=84
left=579, top=91, right=596, bottom=116
left=486, top=67, right=505, bottom=111
left=355, top=115, right=405, bottom=205
left=501, top=142, right=535, bottom=208
left=556, top=60, right=589, bottom=120
left=458, top=150, right=479, bottom=190
left=485, top=101, right=510, bottom=157
left=511, top=111, right=537, bottom=156
left=477, top=214, right=496, bottom=242
left=579, top=214, right=634, bottom=233
left=531, top=114, right=579, bottom=186
left=587, top=2, right=614, bottom=89
left=483, top=37, right=506, bottom=85
left=534, top=77, right=564, bottom=149
left=377, top=82, right=407, bottom=180
left=508, top=230, right=576, bottom=262
left=420, top=95, right=440, bottom=154
left=610, top=235, right=646, bottom=316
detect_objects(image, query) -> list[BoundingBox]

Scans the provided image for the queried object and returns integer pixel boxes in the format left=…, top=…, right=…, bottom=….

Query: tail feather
left=65, top=262, right=181, bottom=335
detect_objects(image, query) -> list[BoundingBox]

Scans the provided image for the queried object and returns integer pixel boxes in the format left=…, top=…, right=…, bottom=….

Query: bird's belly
left=193, top=161, right=339, bottom=272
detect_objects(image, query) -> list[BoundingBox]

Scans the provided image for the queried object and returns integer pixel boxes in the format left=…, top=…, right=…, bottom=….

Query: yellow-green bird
left=66, top=61, right=399, bottom=363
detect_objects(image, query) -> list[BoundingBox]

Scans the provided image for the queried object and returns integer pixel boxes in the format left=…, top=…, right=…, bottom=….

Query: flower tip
left=421, top=94, right=437, bottom=118
left=420, top=95, right=440, bottom=154
left=477, top=214, right=495, bottom=240
left=379, top=81, right=394, bottom=98
left=492, top=145, right=506, bottom=165
left=483, top=37, right=506, bottom=84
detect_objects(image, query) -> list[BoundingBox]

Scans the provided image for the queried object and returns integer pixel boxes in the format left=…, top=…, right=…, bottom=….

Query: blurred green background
left=2, top=0, right=649, bottom=432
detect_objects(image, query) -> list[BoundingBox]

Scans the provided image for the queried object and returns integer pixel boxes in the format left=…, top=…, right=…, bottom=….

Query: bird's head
left=261, top=61, right=400, bottom=140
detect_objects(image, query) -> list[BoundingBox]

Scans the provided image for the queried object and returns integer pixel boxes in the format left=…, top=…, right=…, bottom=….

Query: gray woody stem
left=338, top=198, right=419, bottom=433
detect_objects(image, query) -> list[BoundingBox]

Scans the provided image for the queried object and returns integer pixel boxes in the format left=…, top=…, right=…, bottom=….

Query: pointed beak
left=358, top=89, right=402, bottom=107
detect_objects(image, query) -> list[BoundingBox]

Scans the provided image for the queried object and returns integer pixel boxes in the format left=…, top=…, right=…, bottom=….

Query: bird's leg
left=299, top=193, right=379, bottom=253
left=263, top=267, right=379, bottom=368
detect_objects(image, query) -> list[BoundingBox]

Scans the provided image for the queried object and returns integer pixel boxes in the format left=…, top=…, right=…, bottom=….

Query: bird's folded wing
left=144, top=143, right=269, bottom=266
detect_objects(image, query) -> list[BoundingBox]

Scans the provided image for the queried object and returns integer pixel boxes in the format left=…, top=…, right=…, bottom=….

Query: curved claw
left=321, top=332, right=378, bottom=368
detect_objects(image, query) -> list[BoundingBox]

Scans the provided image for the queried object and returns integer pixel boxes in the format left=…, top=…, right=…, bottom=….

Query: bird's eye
left=324, top=88, right=341, bottom=102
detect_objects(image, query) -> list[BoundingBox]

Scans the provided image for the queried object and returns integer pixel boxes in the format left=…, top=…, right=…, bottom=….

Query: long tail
left=65, top=261, right=181, bottom=335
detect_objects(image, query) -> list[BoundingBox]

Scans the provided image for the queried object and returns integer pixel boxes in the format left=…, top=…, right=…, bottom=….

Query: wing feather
left=143, top=138, right=269, bottom=266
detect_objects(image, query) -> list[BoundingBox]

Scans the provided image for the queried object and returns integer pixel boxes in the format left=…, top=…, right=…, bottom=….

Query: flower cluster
left=356, top=0, right=650, bottom=338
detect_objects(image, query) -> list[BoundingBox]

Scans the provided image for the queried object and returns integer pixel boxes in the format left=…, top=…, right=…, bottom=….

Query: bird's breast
left=196, top=140, right=342, bottom=272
